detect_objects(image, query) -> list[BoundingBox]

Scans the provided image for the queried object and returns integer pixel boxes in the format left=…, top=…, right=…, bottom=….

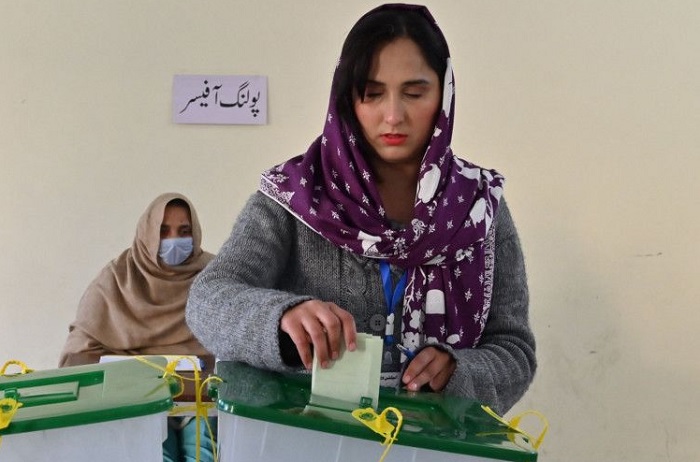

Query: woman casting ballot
left=186, top=4, right=536, bottom=414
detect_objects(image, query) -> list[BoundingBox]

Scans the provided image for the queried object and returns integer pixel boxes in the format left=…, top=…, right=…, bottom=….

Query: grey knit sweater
left=186, top=191, right=536, bottom=413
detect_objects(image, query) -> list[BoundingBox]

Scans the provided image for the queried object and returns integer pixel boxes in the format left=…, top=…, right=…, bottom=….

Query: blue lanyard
left=379, top=260, right=407, bottom=346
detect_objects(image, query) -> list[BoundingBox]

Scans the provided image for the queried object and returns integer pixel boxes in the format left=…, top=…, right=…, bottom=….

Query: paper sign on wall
left=172, top=74, right=267, bottom=125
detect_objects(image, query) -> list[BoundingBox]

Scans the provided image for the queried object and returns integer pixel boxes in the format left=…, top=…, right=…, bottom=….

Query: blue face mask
left=158, top=237, right=193, bottom=266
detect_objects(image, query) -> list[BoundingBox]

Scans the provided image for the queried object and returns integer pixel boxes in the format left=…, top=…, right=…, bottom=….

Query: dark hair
left=166, top=198, right=192, bottom=221
left=166, top=198, right=190, bottom=211
left=334, top=7, right=449, bottom=129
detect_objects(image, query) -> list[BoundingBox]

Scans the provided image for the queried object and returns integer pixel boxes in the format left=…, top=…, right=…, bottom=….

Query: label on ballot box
left=213, top=361, right=538, bottom=462
left=0, top=357, right=174, bottom=462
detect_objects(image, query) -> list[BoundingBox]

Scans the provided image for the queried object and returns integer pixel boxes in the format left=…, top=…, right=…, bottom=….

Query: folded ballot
left=310, top=333, right=382, bottom=410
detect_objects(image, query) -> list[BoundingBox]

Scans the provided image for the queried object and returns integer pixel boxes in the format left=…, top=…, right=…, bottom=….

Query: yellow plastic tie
left=0, top=397, right=23, bottom=430
left=1, top=360, right=34, bottom=376
left=1, top=359, right=33, bottom=450
left=481, top=405, right=549, bottom=450
left=0, top=397, right=24, bottom=449
left=134, top=355, right=220, bottom=462
left=352, top=406, right=403, bottom=462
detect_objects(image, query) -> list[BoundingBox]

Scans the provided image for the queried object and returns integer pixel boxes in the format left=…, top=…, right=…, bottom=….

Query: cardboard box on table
left=0, top=357, right=174, bottom=462
left=213, top=361, right=538, bottom=462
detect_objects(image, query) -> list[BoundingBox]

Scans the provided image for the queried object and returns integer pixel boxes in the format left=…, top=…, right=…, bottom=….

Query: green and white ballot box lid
left=0, top=357, right=174, bottom=436
left=213, top=361, right=538, bottom=462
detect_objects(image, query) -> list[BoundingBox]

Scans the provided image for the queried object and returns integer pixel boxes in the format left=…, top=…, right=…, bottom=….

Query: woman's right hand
left=280, top=300, right=357, bottom=371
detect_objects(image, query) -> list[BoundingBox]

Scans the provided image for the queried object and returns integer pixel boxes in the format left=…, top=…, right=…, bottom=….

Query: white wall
left=1, top=1, right=698, bottom=460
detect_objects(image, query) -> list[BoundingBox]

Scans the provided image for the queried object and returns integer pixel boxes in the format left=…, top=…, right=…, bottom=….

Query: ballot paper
left=310, top=333, right=383, bottom=410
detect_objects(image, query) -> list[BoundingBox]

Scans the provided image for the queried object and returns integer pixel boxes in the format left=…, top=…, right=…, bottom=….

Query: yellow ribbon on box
left=1, top=360, right=34, bottom=449
left=0, top=398, right=23, bottom=431
left=352, top=406, right=404, bottom=462
left=134, top=356, right=222, bottom=462
left=0, top=360, right=34, bottom=376
left=481, top=405, right=549, bottom=451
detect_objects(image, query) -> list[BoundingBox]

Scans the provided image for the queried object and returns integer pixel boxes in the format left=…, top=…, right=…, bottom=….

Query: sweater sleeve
left=186, top=192, right=312, bottom=372
left=443, top=200, right=536, bottom=414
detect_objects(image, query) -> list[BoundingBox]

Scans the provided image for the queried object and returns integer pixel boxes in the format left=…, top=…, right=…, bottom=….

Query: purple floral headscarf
left=260, top=4, right=504, bottom=351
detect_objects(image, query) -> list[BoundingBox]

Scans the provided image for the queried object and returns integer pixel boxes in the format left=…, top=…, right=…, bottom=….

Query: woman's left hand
left=401, top=346, right=456, bottom=392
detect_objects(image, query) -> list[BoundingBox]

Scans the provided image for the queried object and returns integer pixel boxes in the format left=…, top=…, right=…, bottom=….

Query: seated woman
left=59, top=192, right=216, bottom=462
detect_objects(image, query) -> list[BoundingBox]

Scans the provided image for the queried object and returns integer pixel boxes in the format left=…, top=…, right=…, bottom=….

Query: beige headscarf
left=59, top=193, right=214, bottom=367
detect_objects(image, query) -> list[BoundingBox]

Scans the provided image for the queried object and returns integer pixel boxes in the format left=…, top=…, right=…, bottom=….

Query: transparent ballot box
left=213, top=361, right=538, bottom=462
left=0, top=358, right=174, bottom=462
